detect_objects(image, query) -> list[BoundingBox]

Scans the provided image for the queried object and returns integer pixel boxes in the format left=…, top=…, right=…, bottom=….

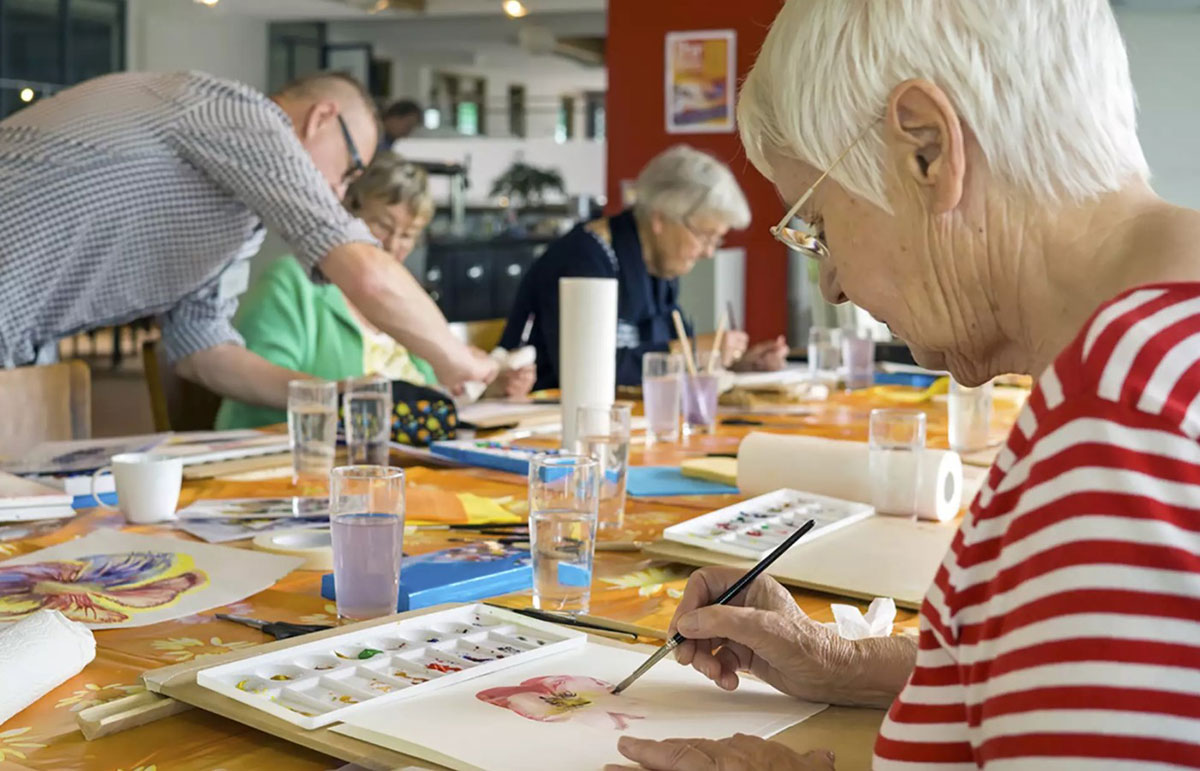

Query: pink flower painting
left=476, top=675, right=646, bottom=730
left=0, top=551, right=208, bottom=624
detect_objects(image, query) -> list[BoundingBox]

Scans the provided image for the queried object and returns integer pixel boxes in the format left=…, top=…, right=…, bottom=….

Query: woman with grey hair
left=614, top=1, right=1200, bottom=770
left=499, top=144, right=787, bottom=390
left=499, top=141, right=787, bottom=386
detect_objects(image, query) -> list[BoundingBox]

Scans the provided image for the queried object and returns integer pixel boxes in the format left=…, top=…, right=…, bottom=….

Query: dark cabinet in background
left=424, top=237, right=550, bottom=322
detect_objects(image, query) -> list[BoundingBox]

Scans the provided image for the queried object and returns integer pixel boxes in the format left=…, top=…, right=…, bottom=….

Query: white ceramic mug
left=91, top=453, right=183, bottom=524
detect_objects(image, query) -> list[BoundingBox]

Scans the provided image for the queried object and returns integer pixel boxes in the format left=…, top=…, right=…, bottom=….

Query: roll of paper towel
left=559, top=278, right=617, bottom=449
left=0, top=609, right=96, bottom=725
left=737, top=432, right=964, bottom=522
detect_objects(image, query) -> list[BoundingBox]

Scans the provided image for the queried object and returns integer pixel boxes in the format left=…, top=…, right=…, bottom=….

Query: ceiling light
left=18, top=88, right=34, bottom=103
left=503, top=0, right=528, bottom=18
left=194, top=0, right=219, bottom=6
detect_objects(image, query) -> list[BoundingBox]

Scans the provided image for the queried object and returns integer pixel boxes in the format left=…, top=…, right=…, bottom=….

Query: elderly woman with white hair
left=499, top=145, right=788, bottom=390
left=612, top=2, right=1200, bottom=770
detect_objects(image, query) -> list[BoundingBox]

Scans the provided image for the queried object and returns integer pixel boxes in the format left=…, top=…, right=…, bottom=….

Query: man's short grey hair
left=633, top=145, right=751, bottom=229
left=738, top=0, right=1150, bottom=211
left=275, top=71, right=378, bottom=119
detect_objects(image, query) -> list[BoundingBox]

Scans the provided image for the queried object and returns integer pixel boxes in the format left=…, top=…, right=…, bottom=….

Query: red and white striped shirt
left=875, top=284, right=1200, bottom=769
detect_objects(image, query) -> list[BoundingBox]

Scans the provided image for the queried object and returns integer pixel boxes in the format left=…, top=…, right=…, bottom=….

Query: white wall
left=125, top=0, right=268, bottom=92
left=1116, top=9, right=1200, bottom=209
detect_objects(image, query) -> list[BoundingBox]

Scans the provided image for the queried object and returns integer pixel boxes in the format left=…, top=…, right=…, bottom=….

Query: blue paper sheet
left=626, top=466, right=739, bottom=497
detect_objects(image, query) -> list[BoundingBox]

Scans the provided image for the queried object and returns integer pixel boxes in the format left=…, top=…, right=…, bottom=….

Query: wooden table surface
left=0, top=386, right=1024, bottom=771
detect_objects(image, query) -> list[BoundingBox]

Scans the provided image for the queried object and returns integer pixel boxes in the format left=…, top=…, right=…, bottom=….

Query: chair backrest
left=142, top=341, right=222, bottom=432
left=0, top=361, right=91, bottom=455
left=448, top=318, right=507, bottom=353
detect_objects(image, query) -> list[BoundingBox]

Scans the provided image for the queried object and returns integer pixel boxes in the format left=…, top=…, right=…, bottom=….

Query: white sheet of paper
left=333, top=641, right=826, bottom=771
left=0, top=530, right=301, bottom=628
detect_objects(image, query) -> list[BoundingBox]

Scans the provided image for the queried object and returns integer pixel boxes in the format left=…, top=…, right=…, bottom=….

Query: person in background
left=0, top=71, right=496, bottom=404
left=381, top=99, right=423, bottom=147
left=216, top=152, right=535, bottom=429
left=498, top=145, right=789, bottom=390
left=613, top=0, right=1200, bottom=769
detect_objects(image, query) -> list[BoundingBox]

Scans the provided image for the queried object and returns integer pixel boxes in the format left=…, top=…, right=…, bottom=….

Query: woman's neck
left=976, top=182, right=1200, bottom=379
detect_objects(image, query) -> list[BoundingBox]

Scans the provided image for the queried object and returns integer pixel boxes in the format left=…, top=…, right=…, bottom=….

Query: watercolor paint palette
left=195, top=604, right=585, bottom=729
left=428, top=440, right=564, bottom=475
left=662, top=488, right=875, bottom=559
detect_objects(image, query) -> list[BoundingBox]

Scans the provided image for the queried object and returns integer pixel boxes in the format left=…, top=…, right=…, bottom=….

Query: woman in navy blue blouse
left=499, top=145, right=789, bottom=390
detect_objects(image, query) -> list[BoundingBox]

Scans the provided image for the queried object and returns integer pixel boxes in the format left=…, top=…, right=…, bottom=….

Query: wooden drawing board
left=141, top=603, right=886, bottom=769
left=645, top=514, right=961, bottom=610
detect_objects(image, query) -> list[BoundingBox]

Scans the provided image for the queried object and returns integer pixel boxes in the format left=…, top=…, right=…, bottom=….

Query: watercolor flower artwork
left=477, top=676, right=646, bottom=730
left=0, top=551, right=207, bottom=624
left=0, top=531, right=302, bottom=628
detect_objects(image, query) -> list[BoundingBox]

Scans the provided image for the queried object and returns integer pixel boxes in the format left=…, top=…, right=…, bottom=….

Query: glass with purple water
left=682, top=361, right=721, bottom=435
left=642, top=352, right=684, bottom=444
left=330, top=465, right=405, bottom=621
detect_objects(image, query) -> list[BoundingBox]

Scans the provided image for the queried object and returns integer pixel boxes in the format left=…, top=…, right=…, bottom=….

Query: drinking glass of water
left=345, top=375, right=393, bottom=466
left=841, top=331, right=876, bottom=391
left=288, top=379, right=337, bottom=486
left=948, top=379, right=994, bottom=453
left=528, top=454, right=599, bottom=613
left=330, top=465, right=405, bottom=621
left=808, top=327, right=843, bottom=389
left=642, top=352, right=684, bottom=444
left=682, top=352, right=721, bottom=435
left=868, top=409, right=927, bottom=519
left=575, top=404, right=632, bottom=533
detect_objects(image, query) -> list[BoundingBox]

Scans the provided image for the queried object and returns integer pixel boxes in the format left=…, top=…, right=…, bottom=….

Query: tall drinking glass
left=841, top=331, right=876, bottom=390
left=868, top=409, right=926, bottom=519
left=682, top=352, right=721, bottom=435
left=330, top=465, right=405, bottom=621
left=345, top=375, right=393, bottom=466
left=288, top=380, right=337, bottom=486
left=948, top=379, right=994, bottom=453
left=808, top=327, right=843, bottom=389
left=528, top=454, right=599, bottom=613
left=575, top=404, right=632, bottom=533
left=642, top=352, right=683, bottom=444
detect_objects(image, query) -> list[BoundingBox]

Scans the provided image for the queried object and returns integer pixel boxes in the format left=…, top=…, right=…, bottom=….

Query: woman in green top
left=216, top=152, right=534, bottom=429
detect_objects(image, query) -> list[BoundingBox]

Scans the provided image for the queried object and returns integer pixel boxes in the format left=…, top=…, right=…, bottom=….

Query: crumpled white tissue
left=824, top=597, right=896, bottom=640
left=0, top=609, right=96, bottom=725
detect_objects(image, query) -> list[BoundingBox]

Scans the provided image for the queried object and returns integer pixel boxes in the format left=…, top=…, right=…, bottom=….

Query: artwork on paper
left=333, top=641, right=827, bottom=771
left=477, top=675, right=645, bottom=730
left=176, top=516, right=328, bottom=544
left=665, top=29, right=736, bottom=134
left=0, top=530, right=301, bottom=628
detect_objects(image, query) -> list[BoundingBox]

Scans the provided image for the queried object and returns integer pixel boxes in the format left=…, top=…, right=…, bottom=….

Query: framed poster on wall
left=665, top=29, right=736, bottom=134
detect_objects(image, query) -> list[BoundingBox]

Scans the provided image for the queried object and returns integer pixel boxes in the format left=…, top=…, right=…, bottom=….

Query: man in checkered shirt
left=0, top=70, right=497, bottom=407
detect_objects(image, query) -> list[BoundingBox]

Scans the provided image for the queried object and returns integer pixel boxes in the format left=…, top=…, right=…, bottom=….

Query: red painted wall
left=606, top=0, right=788, bottom=341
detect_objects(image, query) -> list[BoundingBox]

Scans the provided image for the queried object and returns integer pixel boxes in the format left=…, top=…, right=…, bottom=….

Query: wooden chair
left=448, top=318, right=507, bottom=352
left=142, top=341, right=223, bottom=432
left=0, top=361, right=91, bottom=455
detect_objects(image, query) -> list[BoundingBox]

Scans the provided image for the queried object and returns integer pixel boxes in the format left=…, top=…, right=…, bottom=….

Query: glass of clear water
left=288, top=380, right=337, bottom=486
left=330, top=465, right=405, bottom=621
left=642, top=352, right=684, bottom=444
left=868, top=409, right=927, bottom=519
left=575, top=404, right=632, bottom=533
left=948, top=379, right=994, bottom=453
left=528, top=454, right=599, bottom=613
left=841, top=331, right=876, bottom=391
left=344, top=375, right=393, bottom=466
left=808, top=327, right=843, bottom=389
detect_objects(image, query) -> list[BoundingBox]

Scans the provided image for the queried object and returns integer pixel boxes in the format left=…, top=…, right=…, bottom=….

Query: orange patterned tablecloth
left=0, top=388, right=1023, bottom=770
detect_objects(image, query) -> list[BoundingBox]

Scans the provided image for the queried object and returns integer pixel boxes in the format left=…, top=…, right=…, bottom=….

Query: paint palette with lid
left=662, top=488, right=875, bottom=559
left=196, top=604, right=585, bottom=729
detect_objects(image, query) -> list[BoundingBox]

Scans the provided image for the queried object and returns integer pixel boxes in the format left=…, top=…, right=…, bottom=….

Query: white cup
left=91, top=453, right=183, bottom=524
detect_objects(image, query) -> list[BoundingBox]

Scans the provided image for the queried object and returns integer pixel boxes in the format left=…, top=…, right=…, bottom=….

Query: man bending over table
left=0, top=71, right=496, bottom=404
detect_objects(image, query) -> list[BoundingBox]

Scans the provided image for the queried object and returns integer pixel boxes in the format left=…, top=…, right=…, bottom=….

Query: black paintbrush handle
left=667, top=518, right=816, bottom=646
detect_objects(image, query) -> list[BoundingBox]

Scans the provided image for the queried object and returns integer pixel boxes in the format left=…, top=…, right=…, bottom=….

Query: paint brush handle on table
left=609, top=518, right=817, bottom=695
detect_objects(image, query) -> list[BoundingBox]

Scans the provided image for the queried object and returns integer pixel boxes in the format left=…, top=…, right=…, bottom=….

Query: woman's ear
left=884, top=79, right=966, bottom=214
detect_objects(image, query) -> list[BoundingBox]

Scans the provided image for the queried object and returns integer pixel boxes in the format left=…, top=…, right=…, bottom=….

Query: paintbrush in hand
left=609, top=518, right=816, bottom=695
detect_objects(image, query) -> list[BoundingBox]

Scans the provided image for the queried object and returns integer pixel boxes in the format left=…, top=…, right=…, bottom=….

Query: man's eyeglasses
left=769, top=120, right=880, bottom=261
left=337, top=114, right=365, bottom=184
